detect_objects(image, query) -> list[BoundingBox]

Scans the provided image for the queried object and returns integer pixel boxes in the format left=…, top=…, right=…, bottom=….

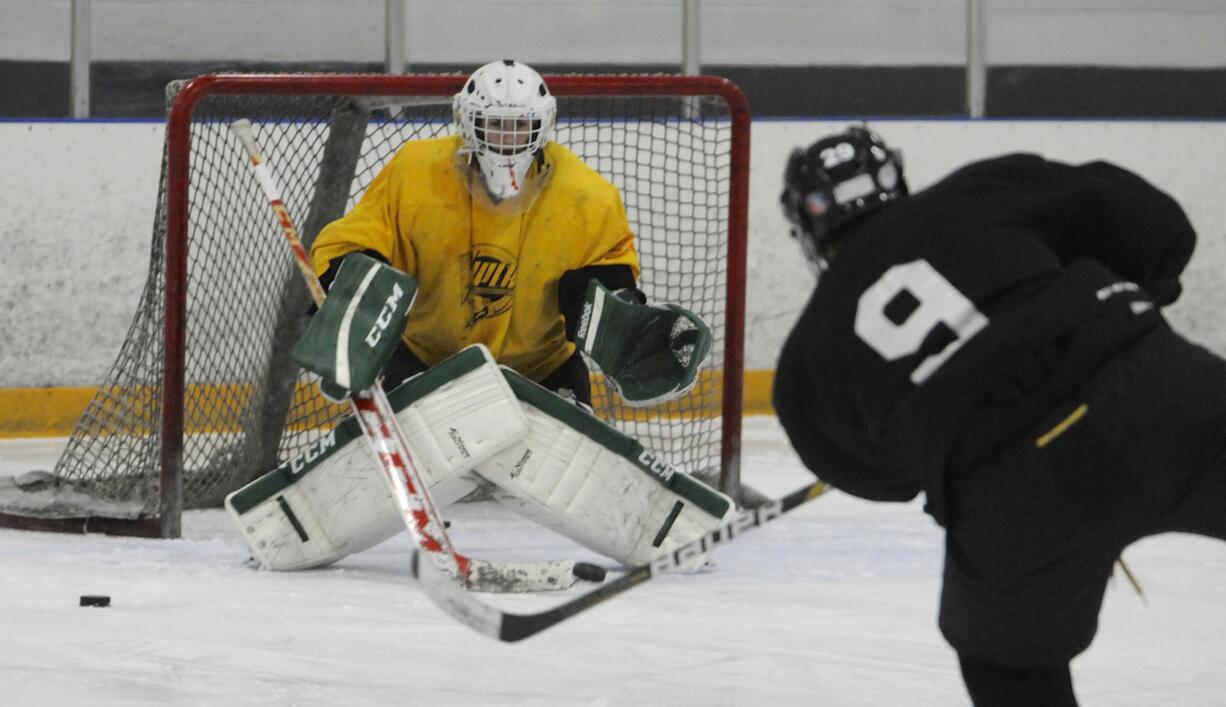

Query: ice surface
left=1, top=419, right=1224, bottom=706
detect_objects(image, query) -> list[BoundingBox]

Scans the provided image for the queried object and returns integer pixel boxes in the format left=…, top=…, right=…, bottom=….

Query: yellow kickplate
left=0, top=369, right=783, bottom=438
left=0, top=387, right=95, bottom=437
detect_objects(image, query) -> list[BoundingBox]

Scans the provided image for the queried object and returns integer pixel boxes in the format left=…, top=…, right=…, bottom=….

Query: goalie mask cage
left=0, top=73, right=750, bottom=538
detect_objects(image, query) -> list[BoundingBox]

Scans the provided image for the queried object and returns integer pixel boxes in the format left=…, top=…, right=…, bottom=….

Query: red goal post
left=0, top=73, right=750, bottom=538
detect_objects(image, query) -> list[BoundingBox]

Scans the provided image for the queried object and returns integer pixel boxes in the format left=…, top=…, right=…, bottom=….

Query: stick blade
left=467, top=558, right=587, bottom=593
left=412, top=550, right=505, bottom=640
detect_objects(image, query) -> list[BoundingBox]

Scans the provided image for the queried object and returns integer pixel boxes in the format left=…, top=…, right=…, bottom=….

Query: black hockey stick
left=412, top=480, right=828, bottom=642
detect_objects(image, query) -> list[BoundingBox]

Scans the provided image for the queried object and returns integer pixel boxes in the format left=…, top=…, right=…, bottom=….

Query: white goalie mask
left=453, top=60, right=557, bottom=203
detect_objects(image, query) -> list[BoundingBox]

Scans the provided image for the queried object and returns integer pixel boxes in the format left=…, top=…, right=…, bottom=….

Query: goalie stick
left=413, top=480, right=828, bottom=641
left=230, top=119, right=592, bottom=593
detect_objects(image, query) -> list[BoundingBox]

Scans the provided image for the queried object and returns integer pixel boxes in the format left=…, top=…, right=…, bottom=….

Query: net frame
left=0, top=73, right=750, bottom=538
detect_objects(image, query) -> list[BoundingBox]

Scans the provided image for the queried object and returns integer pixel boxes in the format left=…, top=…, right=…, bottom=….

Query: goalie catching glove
left=574, top=281, right=712, bottom=407
left=293, top=253, right=416, bottom=400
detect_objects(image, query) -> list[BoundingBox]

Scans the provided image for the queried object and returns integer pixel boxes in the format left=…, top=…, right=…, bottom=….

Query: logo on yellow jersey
left=464, top=244, right=518, bottom=326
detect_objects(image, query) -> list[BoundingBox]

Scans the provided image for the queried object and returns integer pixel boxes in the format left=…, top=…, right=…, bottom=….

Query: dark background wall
left=5, top=2, right=1226, bottom=120
left=4, top=61, right=1226, bottom=119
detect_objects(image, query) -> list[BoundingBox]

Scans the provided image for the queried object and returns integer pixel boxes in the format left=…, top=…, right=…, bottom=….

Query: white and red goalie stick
left=229, top=119, right=592, bottom=592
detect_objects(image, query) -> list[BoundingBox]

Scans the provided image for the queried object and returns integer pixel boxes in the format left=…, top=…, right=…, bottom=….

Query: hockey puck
left=79, top=595, right=110, bottom=608
left=572, top=562, right=607, bottom=583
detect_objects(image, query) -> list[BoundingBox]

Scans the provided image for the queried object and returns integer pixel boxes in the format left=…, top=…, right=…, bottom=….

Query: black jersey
left=773, top=154, right=1195, bottom=523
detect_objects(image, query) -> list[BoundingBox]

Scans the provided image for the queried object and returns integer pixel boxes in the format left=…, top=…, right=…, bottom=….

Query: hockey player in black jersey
left=774, top=125, right=1226, bottom=706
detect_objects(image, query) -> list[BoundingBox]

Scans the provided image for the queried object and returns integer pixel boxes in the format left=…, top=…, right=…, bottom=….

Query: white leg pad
left=474, top=370, right=734, bottom=569
left=225, top=344, right=527, bottom=570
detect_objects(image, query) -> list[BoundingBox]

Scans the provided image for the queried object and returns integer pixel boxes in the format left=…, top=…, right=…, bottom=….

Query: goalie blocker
left=292, top=252, right=416, bottom=401
left=227, top=354, right=733, bottom=582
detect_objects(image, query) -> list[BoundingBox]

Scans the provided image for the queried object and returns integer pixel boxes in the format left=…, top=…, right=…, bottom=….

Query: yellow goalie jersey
left=312, top=134, right=639, bottom=382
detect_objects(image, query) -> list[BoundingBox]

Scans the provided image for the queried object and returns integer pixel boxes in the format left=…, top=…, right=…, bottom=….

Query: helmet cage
left=453, top=60, right=557, bottom=201
left=454, top=103, right=555, bottom=161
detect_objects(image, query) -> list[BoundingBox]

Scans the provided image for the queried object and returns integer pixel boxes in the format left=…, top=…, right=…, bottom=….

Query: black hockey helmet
left=780, top=125, right=907, bottom=270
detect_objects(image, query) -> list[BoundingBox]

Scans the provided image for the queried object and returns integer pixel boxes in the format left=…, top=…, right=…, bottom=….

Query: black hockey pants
left=938, top=322, right=1226, bottom=703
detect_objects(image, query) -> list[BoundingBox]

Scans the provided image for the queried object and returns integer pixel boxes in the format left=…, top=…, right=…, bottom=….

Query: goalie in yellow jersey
left=225, top=61, right=730, bottom=586
left=310, top=59, right=708, bottom=408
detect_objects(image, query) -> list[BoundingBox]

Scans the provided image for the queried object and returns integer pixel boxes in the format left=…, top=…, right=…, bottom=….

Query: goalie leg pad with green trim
left=225, top=344, right=527, bottom=570
left=473, top=369, right=734, bottom=571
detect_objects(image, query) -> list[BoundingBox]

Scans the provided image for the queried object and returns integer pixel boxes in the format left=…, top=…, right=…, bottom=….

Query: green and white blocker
left=294, top=253, right=417, bottom=399
left=574, top=280, right=713, bottom=407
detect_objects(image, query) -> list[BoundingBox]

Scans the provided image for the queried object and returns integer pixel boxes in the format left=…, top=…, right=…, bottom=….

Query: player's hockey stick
left=413, top=480, right=828, bottom=641
left=230, top=119, right=594, bottom=593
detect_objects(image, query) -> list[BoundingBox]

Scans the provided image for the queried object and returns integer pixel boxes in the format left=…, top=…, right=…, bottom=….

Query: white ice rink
left=2, top=416, right=1225, bottom=706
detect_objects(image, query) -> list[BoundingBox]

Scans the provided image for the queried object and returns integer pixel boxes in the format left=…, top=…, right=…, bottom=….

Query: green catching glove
left=574, top=280, right=712, bottom=407
left=293, top=253, right=417, bottom=401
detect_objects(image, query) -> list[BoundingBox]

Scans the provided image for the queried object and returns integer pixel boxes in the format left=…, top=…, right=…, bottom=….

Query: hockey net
left=0, top=73, right=749, bottom=538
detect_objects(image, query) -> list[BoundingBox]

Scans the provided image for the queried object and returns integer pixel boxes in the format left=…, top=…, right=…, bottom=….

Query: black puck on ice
left=572, top=562, right=607, bottom=583
left=79, top=595, right=111, bottom=608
